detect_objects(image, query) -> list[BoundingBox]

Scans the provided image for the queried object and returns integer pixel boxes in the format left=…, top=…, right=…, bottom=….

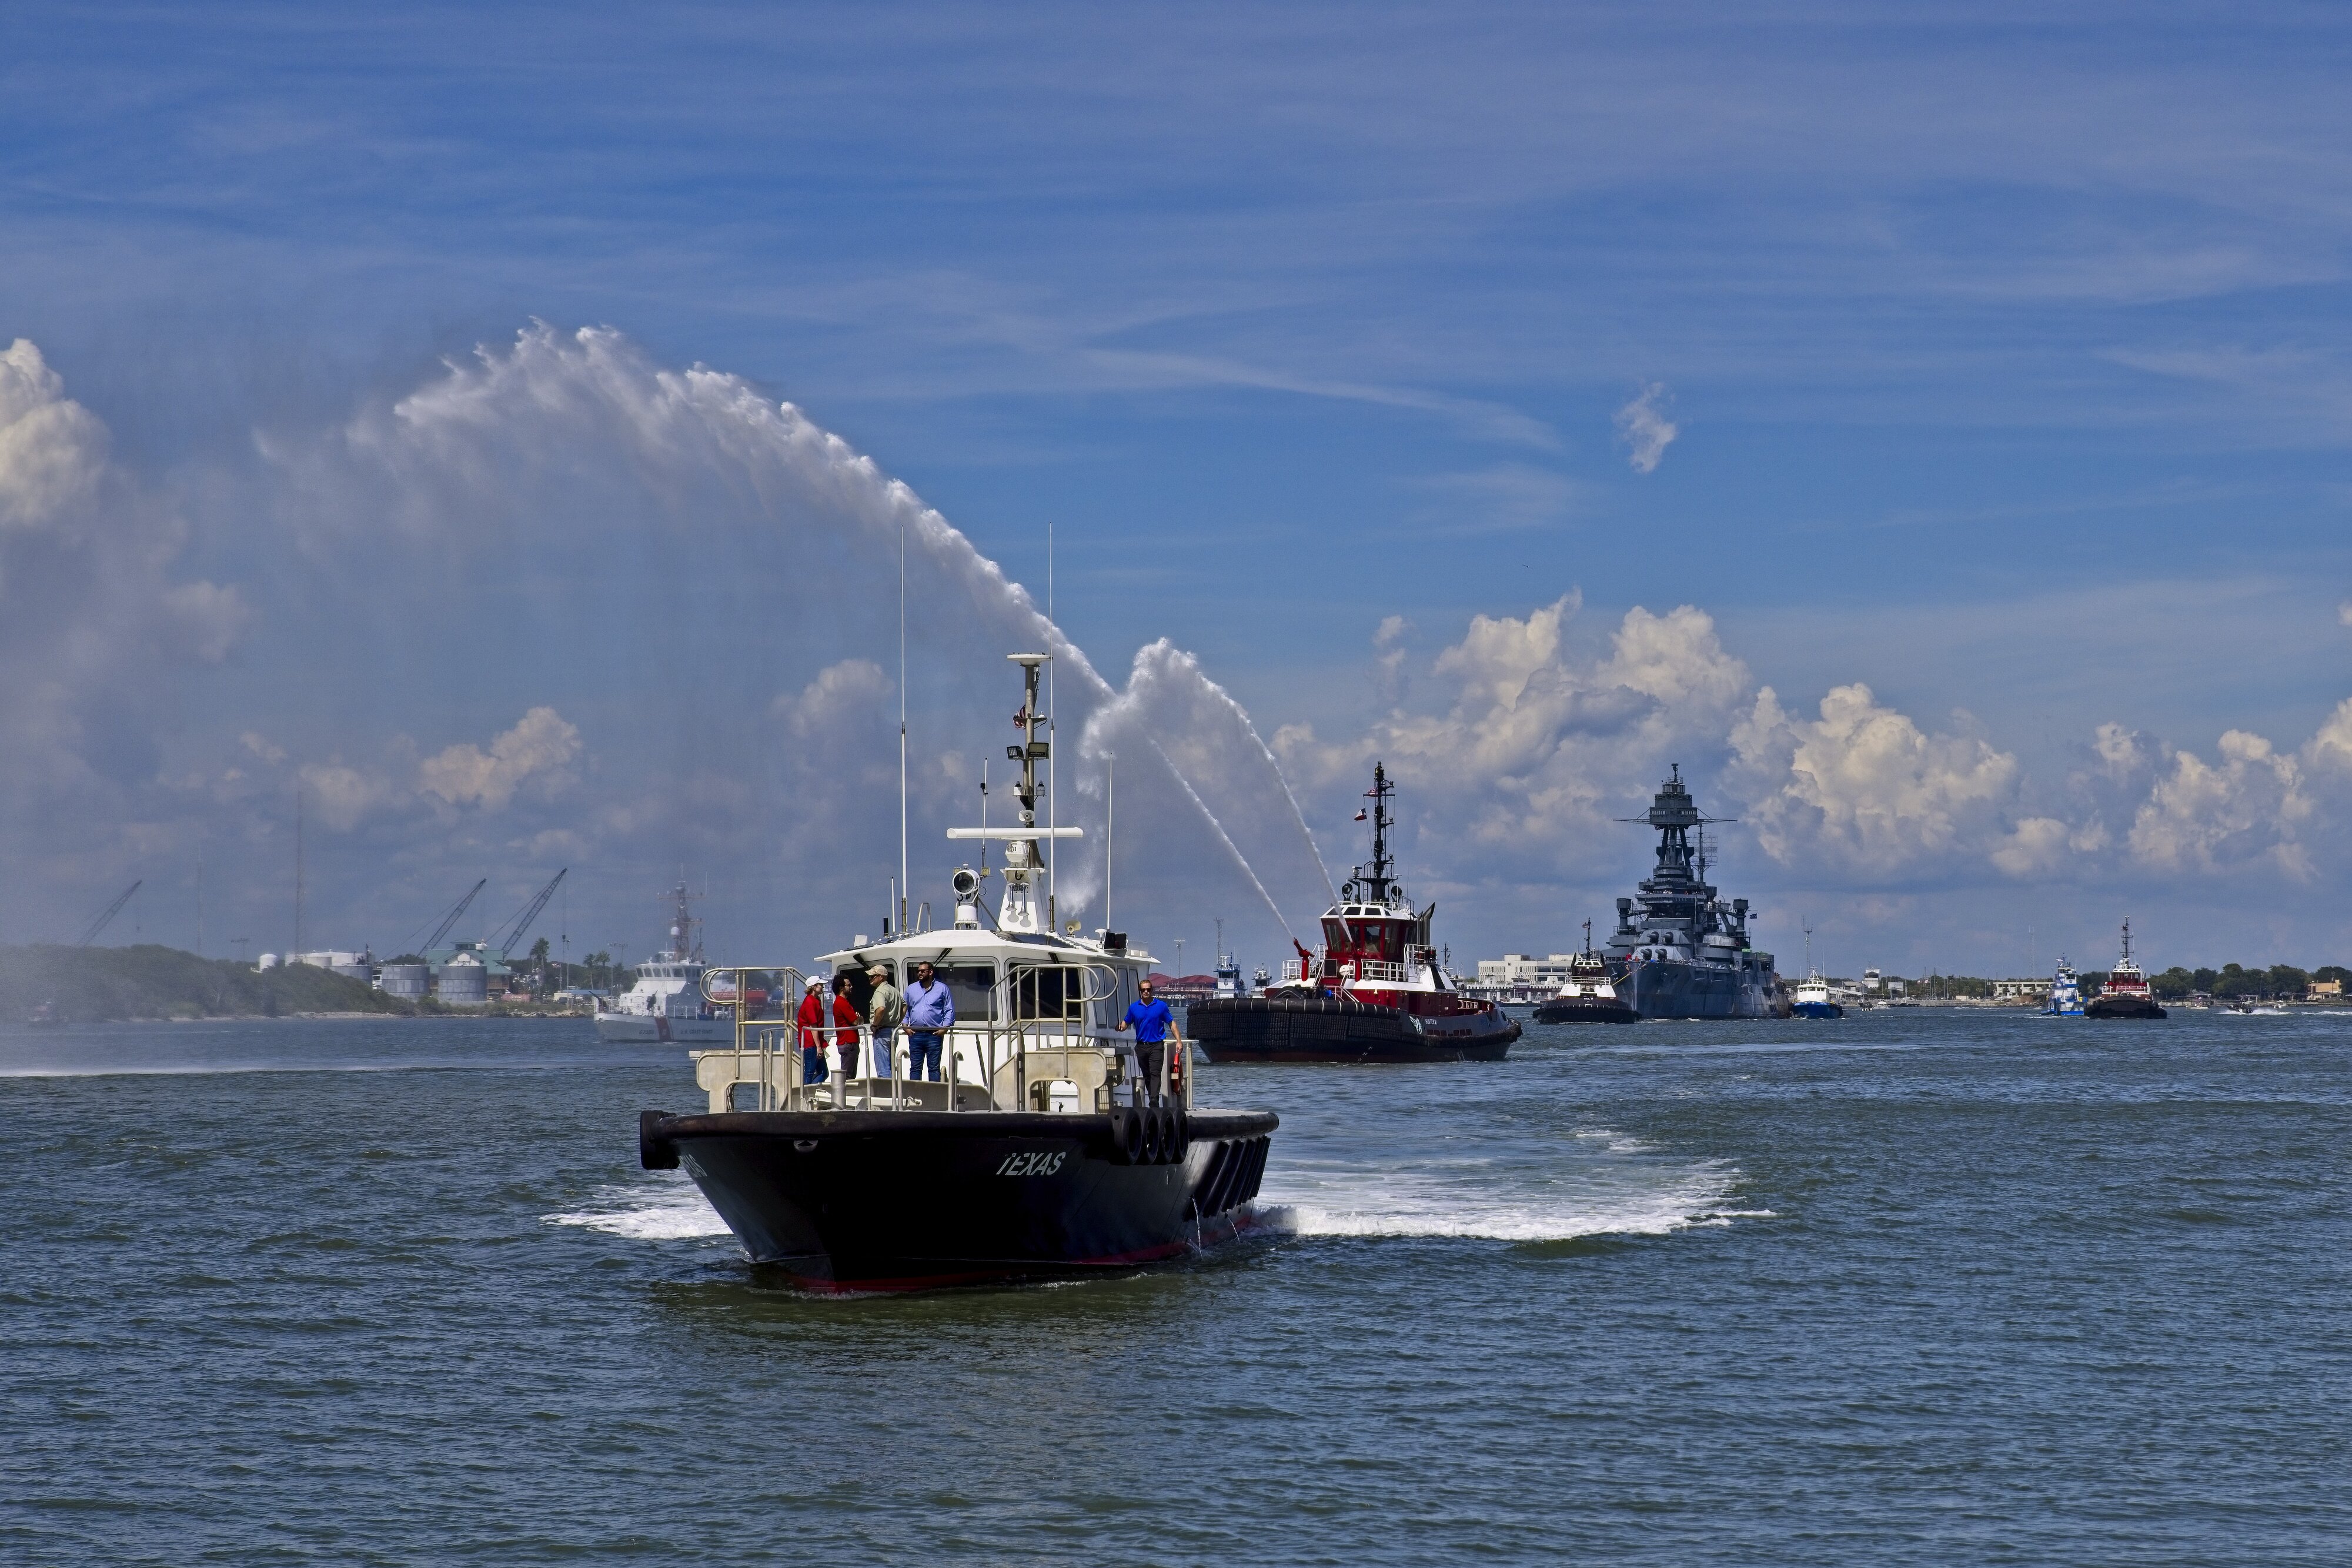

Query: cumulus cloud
left=1613, top=383, right=1678, bottom=474
left=418, top=707, right=582, bottom=810
left=1729, top=684, right=2019, bottom=875
left=773, top=659, right=893, bottom=737
left=1278, top=596, right=1752, bottom=880
left=2127, top=728, right=2314, bottom=878
left=0, top=340, right=246, bottom=816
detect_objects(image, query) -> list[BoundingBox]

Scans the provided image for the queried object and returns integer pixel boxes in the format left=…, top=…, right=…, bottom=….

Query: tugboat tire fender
left=639, top=1109, right=679, bottom=1171
left=1115, top=1106, right=1148, bottom=1165
left=1161, top=1105, right=1189, bottom=1164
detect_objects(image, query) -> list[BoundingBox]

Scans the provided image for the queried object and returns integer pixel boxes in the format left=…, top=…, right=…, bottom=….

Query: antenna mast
left=898, top=520, right=908, bottom=936
left=1047, top=523, right=1057, bottom=933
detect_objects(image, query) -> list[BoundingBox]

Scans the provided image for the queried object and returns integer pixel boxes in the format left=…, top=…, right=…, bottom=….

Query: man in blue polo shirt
left=1115, top=978, right=1183, bottom=1104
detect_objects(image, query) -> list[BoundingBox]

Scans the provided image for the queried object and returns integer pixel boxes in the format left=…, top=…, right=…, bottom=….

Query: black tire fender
left=639, top=1109, right=679, bottom=1171
left=1161, top=1105, right=1189, bottom=1165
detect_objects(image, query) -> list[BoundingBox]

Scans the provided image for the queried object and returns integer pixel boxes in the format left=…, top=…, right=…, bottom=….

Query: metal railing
left=691, top=962, right=1192, bottom=1116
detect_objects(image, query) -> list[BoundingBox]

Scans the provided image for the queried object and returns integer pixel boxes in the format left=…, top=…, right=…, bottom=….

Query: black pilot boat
left=1187, top=763, right=1519, bottom=1063
left=637, top=653, right=1277, bottom=1290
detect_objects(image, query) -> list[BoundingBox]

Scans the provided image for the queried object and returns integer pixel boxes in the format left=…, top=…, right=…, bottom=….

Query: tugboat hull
left=2086, top=996, right=2167, bottom=1019
left=1188, top=994, right=1518, bottom=1062
left=640, top=1108, right=1277, bottom=1291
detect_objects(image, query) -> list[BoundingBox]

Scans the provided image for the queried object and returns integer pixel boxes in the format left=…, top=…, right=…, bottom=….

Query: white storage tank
left=378, top=962, right=430, bottom=1000
left=438, top=954, right=489, bottom=1005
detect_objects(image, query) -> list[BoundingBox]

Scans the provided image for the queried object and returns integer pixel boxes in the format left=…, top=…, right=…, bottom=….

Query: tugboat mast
left=1347, top=762, right=1398, bottom=906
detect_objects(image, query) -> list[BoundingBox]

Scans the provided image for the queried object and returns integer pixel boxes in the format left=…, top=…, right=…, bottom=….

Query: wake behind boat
left=638, top=653, right=1278, bottom=1290
left=1187, top=764, right=1519, bottom=1063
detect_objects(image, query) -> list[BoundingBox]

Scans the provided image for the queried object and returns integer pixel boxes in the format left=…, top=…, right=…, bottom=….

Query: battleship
left=1601, top=766, right=1776, bottom=1019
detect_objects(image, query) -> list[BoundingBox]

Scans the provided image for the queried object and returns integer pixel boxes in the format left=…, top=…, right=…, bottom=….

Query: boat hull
left=1791, top=1001, right=1844, bottom=1019
left=1532, top=996, right=1639, bottom=1024
left=2086, top=996, right=2167, bottom=1019
left=1188, top=994, right=1518, bottom=1062
left=1619, top=957, right=1775, bottom=1020
left=641, top=1107, right=1278, bottom=1290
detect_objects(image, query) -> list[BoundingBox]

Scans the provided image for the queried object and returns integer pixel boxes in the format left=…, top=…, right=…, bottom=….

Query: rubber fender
left=1200, top=1139, right=1241, bottom=1213
left=1114, top=1107, right=1146, bottom=1166
left=1138, top=1106, right=1163, bottom=1165
left=639, top=1109, right=679, bottom=1171
left=1237, top=1136, right=1268, bottom=1202
left=1162, top=1104, right=1190, bottom=1165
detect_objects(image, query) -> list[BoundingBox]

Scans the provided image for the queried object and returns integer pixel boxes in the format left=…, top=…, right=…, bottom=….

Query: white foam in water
left=543, top=1175, right=731, bottom=1241
left=1257, top=1132, right=1744, bottom=1243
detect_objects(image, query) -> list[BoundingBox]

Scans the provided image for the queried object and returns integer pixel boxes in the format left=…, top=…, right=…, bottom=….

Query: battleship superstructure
left=1602, top=766, right=1775, bottom=1019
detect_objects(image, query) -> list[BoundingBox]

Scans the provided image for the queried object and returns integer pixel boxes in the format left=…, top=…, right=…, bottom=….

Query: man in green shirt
left=866, top=964, right=905, bottom=1079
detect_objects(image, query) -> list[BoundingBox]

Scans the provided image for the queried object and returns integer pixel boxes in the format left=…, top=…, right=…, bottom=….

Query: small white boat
left=593, top=883, right=731, bottom=1044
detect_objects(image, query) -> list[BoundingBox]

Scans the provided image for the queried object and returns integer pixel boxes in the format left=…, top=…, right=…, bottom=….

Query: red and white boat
left=1187, top=764, right=1519, bottom=1063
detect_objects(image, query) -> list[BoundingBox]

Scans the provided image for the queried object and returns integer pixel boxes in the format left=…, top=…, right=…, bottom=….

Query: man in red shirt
left=829, top=974, right=864, bottom=1078
left=796, top=977, right=831, bottom=1085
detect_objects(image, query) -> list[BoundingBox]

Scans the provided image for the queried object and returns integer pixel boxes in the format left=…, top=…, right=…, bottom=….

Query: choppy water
left=5, top=1008, right=2348, bottom=1564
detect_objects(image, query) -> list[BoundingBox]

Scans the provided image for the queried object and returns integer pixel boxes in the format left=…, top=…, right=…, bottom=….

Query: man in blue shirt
left=903, top=960, right=954, bottom=1082
left=1115, top=979, right=1182, bottom=1104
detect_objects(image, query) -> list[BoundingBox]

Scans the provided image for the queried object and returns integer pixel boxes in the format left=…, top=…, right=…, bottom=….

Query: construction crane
left=421, top=878, right=488, bottom=953
left=74, top=880, right=142, bottom=947
left=494, top=869, right=568, bottom=959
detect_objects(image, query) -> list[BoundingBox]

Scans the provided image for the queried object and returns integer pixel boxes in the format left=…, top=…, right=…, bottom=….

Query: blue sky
left=5, top=3, right=2352, bottom=976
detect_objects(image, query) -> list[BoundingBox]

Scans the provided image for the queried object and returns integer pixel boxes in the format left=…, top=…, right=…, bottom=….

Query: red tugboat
left=2086, top=918, right=2167, bottom=1019
left=1187, top=764, right=1520, bottom=1063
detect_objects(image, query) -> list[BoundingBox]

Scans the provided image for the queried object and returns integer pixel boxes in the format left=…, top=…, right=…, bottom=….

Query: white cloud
left=2128, top=728, right=2313, bottom=879
left=418, top=707, right=582, bottom=810
left=772, top=659, right=893, bottom=736
left=0, top=340, right=246, bottom=811
left=1613, top=383, right=1678, bottom=474
left=1729, top=684, right=2019, bottom=875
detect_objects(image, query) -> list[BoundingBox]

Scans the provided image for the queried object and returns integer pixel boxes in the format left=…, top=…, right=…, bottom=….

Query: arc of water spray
left=354, top=327, right=1325, bottom=928
left=1148, top=740, right=1298, bottom=943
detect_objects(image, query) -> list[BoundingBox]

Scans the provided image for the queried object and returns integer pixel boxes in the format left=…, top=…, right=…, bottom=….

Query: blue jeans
left=801, top=1045, right=827, bottom=1084
left=907, top=1032, right=943, bottom=1081
left=870, top=1029, right=895, bottom=1079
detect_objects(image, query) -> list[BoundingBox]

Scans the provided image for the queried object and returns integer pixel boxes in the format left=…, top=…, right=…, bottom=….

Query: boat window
left=933, top=961, right=997, bottom=1022
left=1011, top=964, right=1083, bottom=1021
